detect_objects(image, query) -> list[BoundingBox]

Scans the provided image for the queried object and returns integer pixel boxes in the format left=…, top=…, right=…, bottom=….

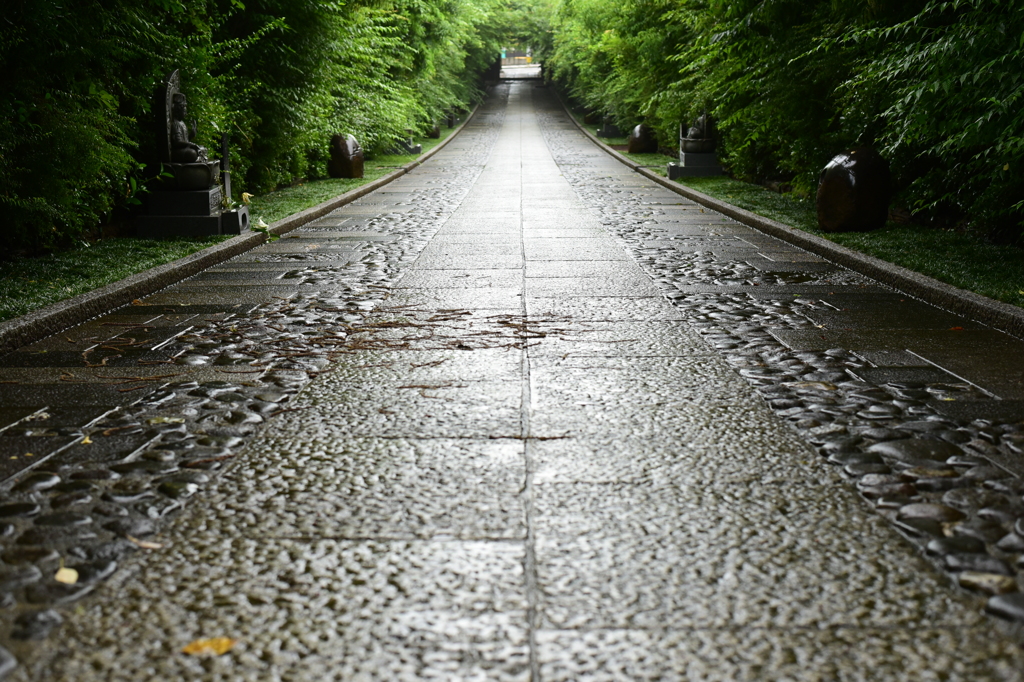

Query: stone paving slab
left=1, top=81, right=1024, bottom=681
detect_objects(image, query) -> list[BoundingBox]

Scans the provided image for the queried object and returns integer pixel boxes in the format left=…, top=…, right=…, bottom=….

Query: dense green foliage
left=0, top=0, right=517, bottom=253
left=548, top=0, right=1024, bottom=243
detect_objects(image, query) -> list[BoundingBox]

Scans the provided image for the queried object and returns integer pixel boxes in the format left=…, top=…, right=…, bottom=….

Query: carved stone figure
left=170, top=94, right=208, bottom=163
left=627, top=124, right=658, bottom=154
left=816, top=148, right=891, bottom=232
left=156, top=70, right=220, bottom=190
left=328, top=134, right=364, bottom=179
left=681, top=113, right=716, bottom=154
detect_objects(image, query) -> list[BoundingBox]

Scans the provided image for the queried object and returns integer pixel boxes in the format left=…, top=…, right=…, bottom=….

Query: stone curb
left=0, top=107, right=478, bottom=357
left=560, top=101, right=1024, bottom=341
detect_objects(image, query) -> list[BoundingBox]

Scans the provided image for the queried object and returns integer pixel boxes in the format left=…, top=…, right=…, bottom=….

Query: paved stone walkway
left=2, top=82, right=1024, bottom=679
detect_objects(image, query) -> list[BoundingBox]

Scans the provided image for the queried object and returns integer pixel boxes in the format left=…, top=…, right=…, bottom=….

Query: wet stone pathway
left=2, top=82, right=1024, bottom=679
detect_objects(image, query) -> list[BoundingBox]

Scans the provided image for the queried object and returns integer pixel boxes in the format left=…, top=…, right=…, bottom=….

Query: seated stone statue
left=681, top=113, right=716, bottom=154
left=328, top=134, right=364, bottom=179
left=157, top=70, right=220, bottom=190
left=170, top=93, right=209, bottom=164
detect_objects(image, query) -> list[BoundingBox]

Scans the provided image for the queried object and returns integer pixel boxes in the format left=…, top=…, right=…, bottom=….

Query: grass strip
left=0, top=237, right=229, bottom=322
left=0, top=128, right=458, bottom=323
left=575, top=116, right=1024, bottom=309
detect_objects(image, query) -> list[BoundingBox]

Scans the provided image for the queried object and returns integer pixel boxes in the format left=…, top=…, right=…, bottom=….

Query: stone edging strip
left=559, top=99, right=1024, bottom=341
left=0, top=107, right=479, bottom=357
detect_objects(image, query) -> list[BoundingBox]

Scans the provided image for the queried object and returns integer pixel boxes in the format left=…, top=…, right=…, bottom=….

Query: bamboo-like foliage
left=0, top=0, right=516, bottom=252
left=547, top=0, right=1023, bottom=242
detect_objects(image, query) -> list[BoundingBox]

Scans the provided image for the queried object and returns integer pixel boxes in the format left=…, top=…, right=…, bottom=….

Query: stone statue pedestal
left=164, top=161, right=222, bottom=190
left=596, top=117, right=622, bottom=138
left=668, top=152, right=722, bottom=179
left=138, top=187, right=249, bottom=238
left=390, top=138, right=422, bottom=155
left=668, top=115, right=723, bottom=179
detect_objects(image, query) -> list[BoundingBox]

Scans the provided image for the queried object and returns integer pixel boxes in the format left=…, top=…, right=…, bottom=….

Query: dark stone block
left=668, top=153, right=723, bottom=179
left=136, top=214, right=222, bottom=239
left=816, top=147, right=891, bottom=232
left=328, top=134, right=364, bottom=179
left=596, top=117, right=622, bottom=138
left=220, top=207, right=249, bottom=235
left=147, top=188, right=221, bottom=217
left=627, top=124, right=658, bottom=154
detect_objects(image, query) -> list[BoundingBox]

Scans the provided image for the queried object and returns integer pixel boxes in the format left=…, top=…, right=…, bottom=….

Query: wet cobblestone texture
left=2, top=82, right=1024, bottom=679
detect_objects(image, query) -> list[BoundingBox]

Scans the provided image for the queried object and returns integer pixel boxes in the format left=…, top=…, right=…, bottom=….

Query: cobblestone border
left=557, top=97, right=1024, bottom=341
left=0, top=106, right=479, bottom=357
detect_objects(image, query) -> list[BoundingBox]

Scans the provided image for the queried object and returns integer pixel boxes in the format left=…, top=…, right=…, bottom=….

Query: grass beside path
left=0, top=237, right=229, bottom=323
left=0, top=127, right=459, bottom=324
left=574, top=116, right=1024, bottom=310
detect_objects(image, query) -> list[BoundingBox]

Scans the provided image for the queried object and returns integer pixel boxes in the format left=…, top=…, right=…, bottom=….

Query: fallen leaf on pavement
left=54, top=567, right=79, bottom=585
left=127, top=535, right=163, bottom=550
left=182, top=637, right=237, bottom=656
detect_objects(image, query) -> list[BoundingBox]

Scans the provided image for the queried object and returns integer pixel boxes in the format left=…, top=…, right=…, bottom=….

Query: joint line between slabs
left=516, top=86, right=542, bottom=682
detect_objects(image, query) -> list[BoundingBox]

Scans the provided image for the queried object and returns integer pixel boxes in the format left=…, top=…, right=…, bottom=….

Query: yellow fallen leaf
left=55, top=567, right=79, bottom=585
left=81, top=436, right=93, bottom=444
left=182, top=637, right=237, bottom=656
left=127, top=535, right=163, bottom=550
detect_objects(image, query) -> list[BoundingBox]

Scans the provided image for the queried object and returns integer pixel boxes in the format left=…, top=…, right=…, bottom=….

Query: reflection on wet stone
left=0, top=81, right=1023, bottom=679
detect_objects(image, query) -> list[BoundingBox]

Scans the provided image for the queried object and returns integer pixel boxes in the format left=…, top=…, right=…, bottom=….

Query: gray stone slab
left=849, top=366, right=961, bottom=385
left=854, top=350, right=933, bottom=367
left=526, top=261, right=646, bottom=278
left=526, top=297, right=689, bottom=322
left=533, top=482, right=992, bottom=630
left=397, top=270, right=523, bottom=289
left=527, top=277, right=661, bottom=298
left=418, top=243, right=523, bottom=258
left=803, top=309, right=985, bottom=330
left=411, top=255, right=525, bottom=270
left=21, top=537, right=529, bottom=680
left=387, top=288, right=525, bottom=312
left=537, top=628, right=1024, bottom=681
left=524, top=244, right=630, bottom=261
